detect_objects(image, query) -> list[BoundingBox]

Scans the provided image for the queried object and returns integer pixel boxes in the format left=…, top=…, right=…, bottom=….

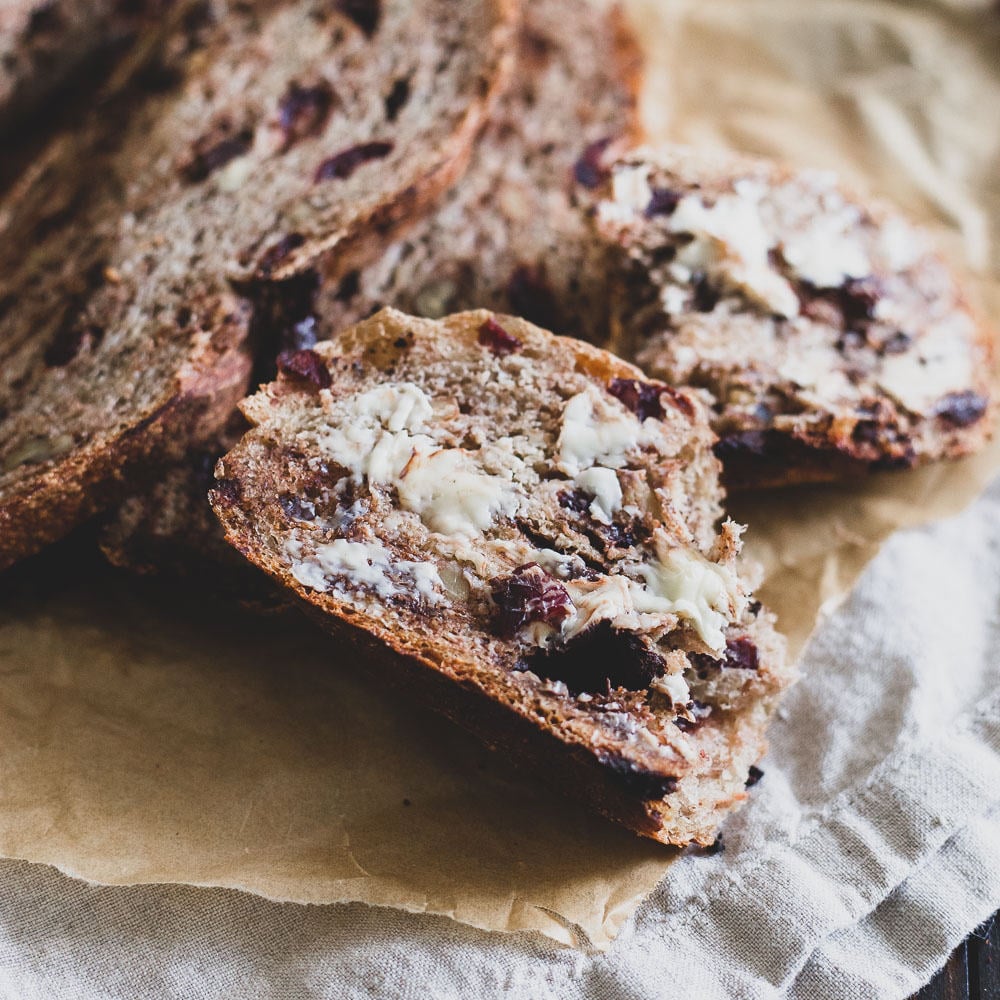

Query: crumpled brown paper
left=0, top=0, right=997, bottom=951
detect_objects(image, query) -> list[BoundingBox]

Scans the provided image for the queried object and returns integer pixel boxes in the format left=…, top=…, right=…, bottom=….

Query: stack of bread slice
left=1, top=0, right=992, bottom=845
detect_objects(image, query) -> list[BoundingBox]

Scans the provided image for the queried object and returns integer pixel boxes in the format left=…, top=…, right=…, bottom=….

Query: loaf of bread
left=210, top=308, right=792, bottom=845
left=592, top=147, right=996, bottom=487
left=0, top=0, right=517, bottom=570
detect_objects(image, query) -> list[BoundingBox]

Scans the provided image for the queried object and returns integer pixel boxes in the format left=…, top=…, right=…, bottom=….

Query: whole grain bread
left=210, top=308, right=792, bottom=845
left=0, top=0, right=517, bottom=571
left=100, top=0, right=642, bottom=577
left=592, top=146, right=996, bottom=487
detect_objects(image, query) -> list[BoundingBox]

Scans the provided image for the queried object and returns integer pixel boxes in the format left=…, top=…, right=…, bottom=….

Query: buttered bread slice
left=210, top=308, right=791, bottom=845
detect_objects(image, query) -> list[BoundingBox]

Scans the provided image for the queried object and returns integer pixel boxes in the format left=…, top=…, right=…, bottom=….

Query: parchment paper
left=0, top=0, right=997, bottom=950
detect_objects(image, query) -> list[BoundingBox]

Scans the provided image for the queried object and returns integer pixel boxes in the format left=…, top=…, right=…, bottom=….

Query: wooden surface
left=912, top=916, right=999, bottom=1000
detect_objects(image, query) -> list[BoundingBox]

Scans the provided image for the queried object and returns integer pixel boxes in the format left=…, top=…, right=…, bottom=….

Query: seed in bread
left=210, top=308, right=792, bottom=846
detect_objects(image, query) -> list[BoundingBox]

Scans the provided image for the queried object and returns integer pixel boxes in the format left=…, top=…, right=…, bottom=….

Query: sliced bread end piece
left=210, top=307, right=792, bottom=845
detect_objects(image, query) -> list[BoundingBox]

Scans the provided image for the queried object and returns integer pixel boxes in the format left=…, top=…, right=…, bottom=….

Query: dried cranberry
left=558, top=489, right=593, bottom=515
left=490, top=563, right=572, bottom=637
left=608, top=377, right=695, bottom=422
left=180, top=124, right=253, bottom=183
left=277, top=348, right=332, bottom=389
left=506, top=265, right=562, bottom=332
left=212, top=478, right=242, bottom=506
left=44, top=324, right=103, bottom=367
left=258, top=233, right=306, bottom=276
left=279, top=494, right=317, bottom=520
left=573, top=137, right=613, bottom=189
left=315, top=141, right=393, bottom=182
left=277, top=79, right=335, bottom=149
left=936, top=390, right=988, bottom=428
left=477, top=318, right=523, bottom=356
left=608, top=377, right=665, bottom=421
left=723, top=637, right=759, bottom=670
left=690, top=637, right=759, bottom=673
left=645, top=187, right=680, bottom=217
left=746, top=765, right=764, bottom=787
left=336, top=0, right=381, bottom=36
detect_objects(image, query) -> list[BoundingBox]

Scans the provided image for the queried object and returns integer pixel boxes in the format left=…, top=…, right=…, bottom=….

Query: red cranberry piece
left=558, top=489, right=593, bottom=515
left=645, top=187, right=680, bottom=217
left=506, top=265, right=562, bottom=332
left=745, top=764, right=764, bottom=787
left=573, top=137, right=613, bottom=189
left=44, top=323, right=103, bottom=367
left=277, top=348, right=332, bottom=389
left=315, top=141, right=393, bottom=182
left=723, top=637, right=759, bottom=670
left=609, top=374, right=665, bottom=420
left=477, top=318, right=523, bottom=356
left=211, top=478, right=242, bottom=507
left=277, top=79, right=335, bottom=149
left=336, top=0, right=381, bottom=37
left=935, top=391, right=988, bottom=428
left=258, top=233, right=306, bottom=276
left=490, top=563, right=573, bottom=637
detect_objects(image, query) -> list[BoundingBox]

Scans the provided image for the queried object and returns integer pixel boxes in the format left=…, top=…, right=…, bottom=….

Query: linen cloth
left=1, top=477, right=999, bottom=999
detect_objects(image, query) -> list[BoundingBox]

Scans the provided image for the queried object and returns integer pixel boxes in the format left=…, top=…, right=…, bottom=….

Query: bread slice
left=592, top=147, right=996, bottom=487
left=210, top=308, right=791, bottom=845
left=316, top=0, right=643, bottom=341
left=0, top=0, right=517, bottom=570
left=100, top=0, right=642, bottom=576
